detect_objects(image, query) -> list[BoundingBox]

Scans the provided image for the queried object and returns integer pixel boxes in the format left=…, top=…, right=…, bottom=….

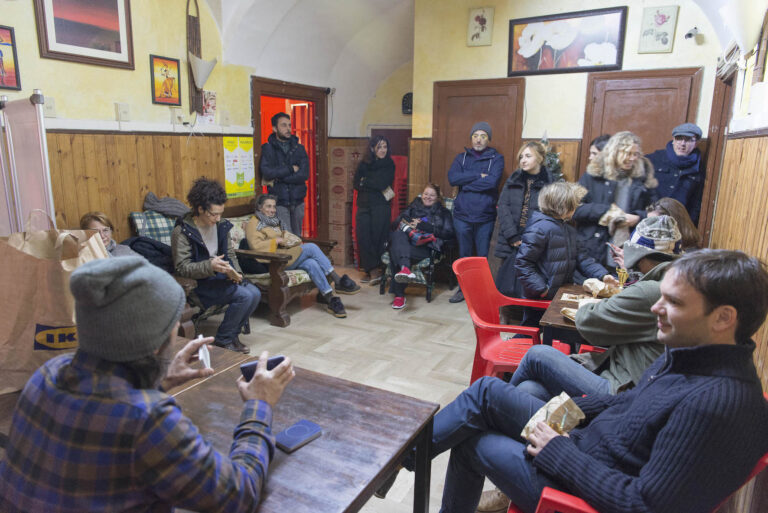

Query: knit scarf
left=255, top=211, right=287, bottom=231
left=665, top=141, right=700, bottom=173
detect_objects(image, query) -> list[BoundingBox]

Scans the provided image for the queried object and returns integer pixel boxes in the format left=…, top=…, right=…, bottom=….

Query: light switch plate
left=170, top=107, right=183, bottom=125
left=44, top=97, right=57, bottom=118
left=115, top=102, right=130, bottom=122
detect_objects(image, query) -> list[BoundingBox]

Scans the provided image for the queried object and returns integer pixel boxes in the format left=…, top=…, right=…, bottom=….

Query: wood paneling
left=521, top=139, right=581, bottom=183
left=408, top=138, right=431, bottom=202
left=46, top=132, right=252, bottom=243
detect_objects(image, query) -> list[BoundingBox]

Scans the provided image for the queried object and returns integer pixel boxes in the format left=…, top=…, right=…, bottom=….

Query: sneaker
left=335, top=274, right=361, bottom=295
left=392, top=296, right=406, bottom=309
left=369, top=268, right=384, bottom=286
left=327, top=296, right=347, bottom=318
left=476, top=487, right=510, bottom=513
left=394, top=266, right=416, bottom=283
left=360, top=272, right=372, bottom=284
left=449, top=289, right=465, bottom=303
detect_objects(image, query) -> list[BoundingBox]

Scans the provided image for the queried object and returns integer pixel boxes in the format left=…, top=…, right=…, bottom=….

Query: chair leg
left=379, top=269, right=387, bottom=295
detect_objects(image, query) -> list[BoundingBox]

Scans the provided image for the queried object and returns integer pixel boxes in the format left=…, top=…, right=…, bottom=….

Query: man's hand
left=226, top=268, right=243, bottom=283
left=607, top=242, right=624, bottom=268
left=292, top=165, right=299, bottom=173
left=624, top=214, right=641, bottom=227
left=237, top=351, right=295, bottom=407
left=162, top=337, right=215, bottom=390
left=526, top=421, right=567, bottom=457
left=211, top=255, right=230, bottom=274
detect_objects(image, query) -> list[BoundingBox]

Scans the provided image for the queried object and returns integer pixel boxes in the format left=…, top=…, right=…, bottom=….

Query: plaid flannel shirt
left=0, top=352, right=275, bottom=513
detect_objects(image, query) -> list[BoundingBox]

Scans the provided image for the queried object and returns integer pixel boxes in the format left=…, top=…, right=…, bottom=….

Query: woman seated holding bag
left=80, top=211, right=140, bottom=258
left=388, top=183, right=454, bottom=309
left=244, top=194, right=360, bottom=319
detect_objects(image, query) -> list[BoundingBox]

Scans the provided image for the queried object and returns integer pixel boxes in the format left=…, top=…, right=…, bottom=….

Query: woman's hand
left=607, top=242, right=625, bottom=268
left=625, top=214, right=641, bottom=227
left=408, top=219, right=419, bottom=229
left=226, top=268, right=243, bottom=283
left=603, top=275, right=620, bottom=287
left=274, top=237, right=285, bottom=245
left=211, top=255, right=230, bottom=274
left=526, top=421, right=567, bottom=457
left=512, top=240, right=522, bottom=248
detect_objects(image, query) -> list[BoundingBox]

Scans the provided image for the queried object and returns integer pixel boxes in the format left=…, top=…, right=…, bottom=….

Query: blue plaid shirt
left=0, top=352, right=275, bottom=512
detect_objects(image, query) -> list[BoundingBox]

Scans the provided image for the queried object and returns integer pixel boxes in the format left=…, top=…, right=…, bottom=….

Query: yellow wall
left=413, top=0, right=721, bottom=139
left=360, top=60, right=414, bottom=133
left=2, top=0, right=254, bottom=127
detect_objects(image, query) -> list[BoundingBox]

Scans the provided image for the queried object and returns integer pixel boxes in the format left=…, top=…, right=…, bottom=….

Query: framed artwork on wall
left=638, top=6, right=679, bottom=54
left=150, top=55, right=181, bottom=106
left=33, top=0, right=134, bottom=69
left=467, top=7, right=494, bottom=47
left=508, top=7, right=627, bottom=76
left=0, top=25, right=22, bottom=90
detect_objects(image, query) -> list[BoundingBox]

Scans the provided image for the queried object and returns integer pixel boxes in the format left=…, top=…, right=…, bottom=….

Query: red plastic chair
left=452, top=257, right=551, bottom=384
left=508, top=394, right=768, bottom=513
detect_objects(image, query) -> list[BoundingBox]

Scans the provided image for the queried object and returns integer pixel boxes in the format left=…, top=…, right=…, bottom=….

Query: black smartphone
left=240, top=355, right=285, bottom=381
left=275, top=419, right=322, bottom=453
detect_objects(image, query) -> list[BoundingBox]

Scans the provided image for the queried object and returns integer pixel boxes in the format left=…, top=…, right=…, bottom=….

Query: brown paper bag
left=0, top=219, right=109, bottom=395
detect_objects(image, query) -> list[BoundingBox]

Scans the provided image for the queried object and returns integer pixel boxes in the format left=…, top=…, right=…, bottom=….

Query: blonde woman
left=80, top=211, right=139, bottom=257
left=574, top=131, right=658, bottom=267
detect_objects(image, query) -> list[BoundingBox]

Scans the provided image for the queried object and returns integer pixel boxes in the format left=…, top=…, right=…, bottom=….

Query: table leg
left=413, top=417, right=433, bottom=513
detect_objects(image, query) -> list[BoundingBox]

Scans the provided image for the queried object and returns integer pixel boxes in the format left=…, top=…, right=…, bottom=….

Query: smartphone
left=606, top=242, right=620, bottom=256
left=239, top=355, right=285, bottom=381
left=275, top=419, right=322, bottom=453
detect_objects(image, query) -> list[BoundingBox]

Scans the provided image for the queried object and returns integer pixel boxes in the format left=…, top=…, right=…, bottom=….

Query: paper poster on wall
left=223, top=137, right=255, bottom=198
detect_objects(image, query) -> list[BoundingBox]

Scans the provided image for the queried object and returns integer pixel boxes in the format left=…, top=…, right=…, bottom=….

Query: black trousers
left=388, top=230, right=432, bottom=296
left=356, top=204, right=391, bottom=272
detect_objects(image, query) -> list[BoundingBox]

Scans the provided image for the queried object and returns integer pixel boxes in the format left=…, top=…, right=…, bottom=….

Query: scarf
left=255, top=211, right=287, bottom=231
left=665, top=141, right=700, bottom=173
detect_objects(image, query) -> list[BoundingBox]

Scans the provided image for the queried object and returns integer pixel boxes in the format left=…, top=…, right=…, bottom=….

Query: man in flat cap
left=646, top=122, right=704, bottom=225
left=0, top=257, right=294, bottom=512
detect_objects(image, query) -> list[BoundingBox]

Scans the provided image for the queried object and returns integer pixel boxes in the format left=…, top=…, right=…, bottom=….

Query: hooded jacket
left=494, top=167, right=553, bottom=259
left=447, top=147, right=504, bottom=223
left=259, top=133, right=310, bottom=207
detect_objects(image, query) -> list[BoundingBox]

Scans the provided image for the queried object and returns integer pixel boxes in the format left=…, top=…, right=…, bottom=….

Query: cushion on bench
left=129, top=210, right=176, bottom=246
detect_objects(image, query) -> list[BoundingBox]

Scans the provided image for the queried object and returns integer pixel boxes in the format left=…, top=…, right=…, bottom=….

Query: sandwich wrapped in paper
left=521, top=392, right=585, bottom=437
left=583, top=278, right=621, bottom=298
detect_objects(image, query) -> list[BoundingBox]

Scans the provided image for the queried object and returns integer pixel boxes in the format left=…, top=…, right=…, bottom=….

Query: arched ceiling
left=206, top=0, right=414, bottom=136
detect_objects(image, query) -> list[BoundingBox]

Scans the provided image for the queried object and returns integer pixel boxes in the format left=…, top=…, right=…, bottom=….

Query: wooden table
left=174, top=365, right=439, bottom=513
left=539, top=284, right=585, bottom=331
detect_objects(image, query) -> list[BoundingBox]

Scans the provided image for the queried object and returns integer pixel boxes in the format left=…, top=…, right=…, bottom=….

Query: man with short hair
left=0, top=257, right=294, bottom=512
left=646, top=122, right=704, bottom=224
left=447, top=121, right=504, bottom=303
left=260, top=112, right=310, bottom=235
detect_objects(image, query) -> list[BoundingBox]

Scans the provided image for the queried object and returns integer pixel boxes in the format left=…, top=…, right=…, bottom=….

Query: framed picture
left=638, top=6, right=679, bottom=54
left=467, top=7, right=494, bottom=47
left=0, top=25, right=21, bottom=91
left=33, top=0, right=134, bottom=69
left=150, top=55, right=182, bottom=106
left=508, top=7, right=627, bottom=76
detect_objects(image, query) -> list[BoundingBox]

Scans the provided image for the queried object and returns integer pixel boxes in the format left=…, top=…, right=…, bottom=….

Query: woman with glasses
left=80, top=212, right=139, bottom=257
left=171, top=177, right=260, bottom=354
left=574, top=131, right=658, bottom=269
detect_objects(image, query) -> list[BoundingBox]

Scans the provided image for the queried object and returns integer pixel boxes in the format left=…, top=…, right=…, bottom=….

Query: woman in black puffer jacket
left=387, top=183, right=454, bottom=309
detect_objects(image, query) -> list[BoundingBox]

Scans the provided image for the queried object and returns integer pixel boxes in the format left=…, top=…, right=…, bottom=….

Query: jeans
left=428, top=377, right=555, bottom=513
left=509, top=344, right=611, bottom=401
left=287, top=243, right=333, bottom=295
left=453, top=217, right=494, bottom=258
left=276, top=203, right=305, bottom=236
left=215, top=281, right=261, bottom=345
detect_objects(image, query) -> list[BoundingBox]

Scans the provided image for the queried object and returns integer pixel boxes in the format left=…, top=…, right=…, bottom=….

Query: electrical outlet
left=219, top=109, right=231, bottom=126
left=114, top=102, right=130, bottom=122
left=170, top=107, right=183, bottom=125
left=44, top=97, right=57, bottom=118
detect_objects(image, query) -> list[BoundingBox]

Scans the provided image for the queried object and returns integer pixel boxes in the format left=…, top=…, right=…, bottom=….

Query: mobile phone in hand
left=240, top=355, right=285, bottom=381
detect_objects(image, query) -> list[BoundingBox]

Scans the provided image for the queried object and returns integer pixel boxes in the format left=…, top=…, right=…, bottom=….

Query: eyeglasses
left=472, top=133, right=489, bottom=140
left=205, top=210, right=223, bottom=219
left=94, top=227, right=111, bottom=235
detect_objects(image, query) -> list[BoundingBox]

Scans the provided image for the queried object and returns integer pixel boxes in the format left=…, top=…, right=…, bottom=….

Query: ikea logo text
left=34, top=324, right=78, bottom=350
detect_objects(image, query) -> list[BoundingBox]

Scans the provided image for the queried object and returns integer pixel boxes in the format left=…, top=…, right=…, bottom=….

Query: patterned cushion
left=247, top=269, right=312, bottom=288
left=227, top=215, right=252, bottom=249
left=381, top=251, right=431, bottom=285
left=129, top=210, right=175, bottom=246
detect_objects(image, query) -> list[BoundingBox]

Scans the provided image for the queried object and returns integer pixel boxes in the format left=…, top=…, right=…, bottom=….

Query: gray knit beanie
left=70, top=257, right=186, bottom=362
left=470, top=121, right=492, bottom=141
left=622, top=215, right=682, bottom=270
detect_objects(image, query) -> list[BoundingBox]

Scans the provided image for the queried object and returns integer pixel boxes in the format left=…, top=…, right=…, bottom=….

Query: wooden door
left=431, top=78, right=525, bottom=196
left=580, top=68, right=703, bottom=175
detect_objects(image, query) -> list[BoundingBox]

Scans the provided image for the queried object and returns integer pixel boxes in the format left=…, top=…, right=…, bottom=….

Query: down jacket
left=494, top=167, right=553, bottom=259
left=447, top=147, right=504, bottom=223
left=515, top=211, right=608, bottom=300
left=395, top=197, right=455, bottom=253
left=259, top=133, right=310, bottom=207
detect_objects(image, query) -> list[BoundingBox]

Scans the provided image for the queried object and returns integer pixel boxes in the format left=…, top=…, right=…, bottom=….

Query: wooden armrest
left=173, top=276, right=197, bottom=295
left=236, top=249, right=291, bottom=263
left=303, top=238, right=337, bottom=254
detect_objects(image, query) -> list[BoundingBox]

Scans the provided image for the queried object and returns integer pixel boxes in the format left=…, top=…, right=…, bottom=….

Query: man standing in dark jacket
left=447, top=121, right=504, bottom=303
left=646, top=123, right=704, bottom=225
left=259, top=112, right=310, bottom=235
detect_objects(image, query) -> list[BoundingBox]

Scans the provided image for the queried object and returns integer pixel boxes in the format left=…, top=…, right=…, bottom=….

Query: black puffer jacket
left=515, top=211, right=608, bottom=300
left=494, top=167, right=553, bottom=259
left=395, top=197, right=455, bottom=252
left=259, top=133, right=310, bottom=207
left=354, top=157, right=395, bottom=207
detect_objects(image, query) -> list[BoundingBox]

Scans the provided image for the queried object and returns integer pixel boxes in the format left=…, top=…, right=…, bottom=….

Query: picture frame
left=33, top=0, right=134, bottom=70
left=467, top=7, right=494, bottom=47
left=0, top=25, right=21, bottom=91
left=508, top=7, right=627, bottom=77
left=638, top=6, right=679, bottom=54
left=150, top=55, right=182, bottom=106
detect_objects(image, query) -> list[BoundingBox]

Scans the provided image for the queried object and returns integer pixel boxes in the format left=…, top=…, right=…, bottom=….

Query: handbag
left=398, top=219, right=437, bottom=246
left=382, top=186, right=395, bottom=201
left=0, top=211, right=109, bottom=394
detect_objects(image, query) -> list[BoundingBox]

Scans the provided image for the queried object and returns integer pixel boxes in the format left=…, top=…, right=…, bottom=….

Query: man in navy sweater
left=384, top=249, right=768, bottom=513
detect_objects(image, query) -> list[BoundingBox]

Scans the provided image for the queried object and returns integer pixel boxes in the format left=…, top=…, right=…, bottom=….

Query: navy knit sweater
left=533, top=341, right=768, bottom=513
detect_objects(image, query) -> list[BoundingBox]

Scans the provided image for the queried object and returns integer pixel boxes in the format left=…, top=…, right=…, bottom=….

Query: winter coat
left=494, top=167, right=553, bottom=259
left=573, top=159, right=658, bottom=266
left=243, top=215, right=303, bottom=266
left=447, top=147, right=504, bottom=223
left=353, top=157, right=395, bottom=208
left=646, top=143, right=704, bottom=224
left=395, top=197, right=455, bottom=253
left=515, top=211, right=608, bottom=300
left=259, top=133, right=310, bottom=207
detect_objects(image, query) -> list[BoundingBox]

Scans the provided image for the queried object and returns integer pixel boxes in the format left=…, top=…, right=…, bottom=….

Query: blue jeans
left=509, top=345, right=611, bottom=401
left=215, top=281, right=261, bottom=344
left=453, top=217, right=494, bottom=258
left=429, top=377, right=555, bottom=513
left=287, top=243, right=333, bottom=295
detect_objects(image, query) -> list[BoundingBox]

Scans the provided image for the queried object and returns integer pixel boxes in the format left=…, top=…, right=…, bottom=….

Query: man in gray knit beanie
left=0, top=256, right=295, bottom=511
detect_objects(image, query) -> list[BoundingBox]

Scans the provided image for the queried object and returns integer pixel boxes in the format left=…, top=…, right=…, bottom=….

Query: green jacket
left=574, top=261, right=671, bottom=393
